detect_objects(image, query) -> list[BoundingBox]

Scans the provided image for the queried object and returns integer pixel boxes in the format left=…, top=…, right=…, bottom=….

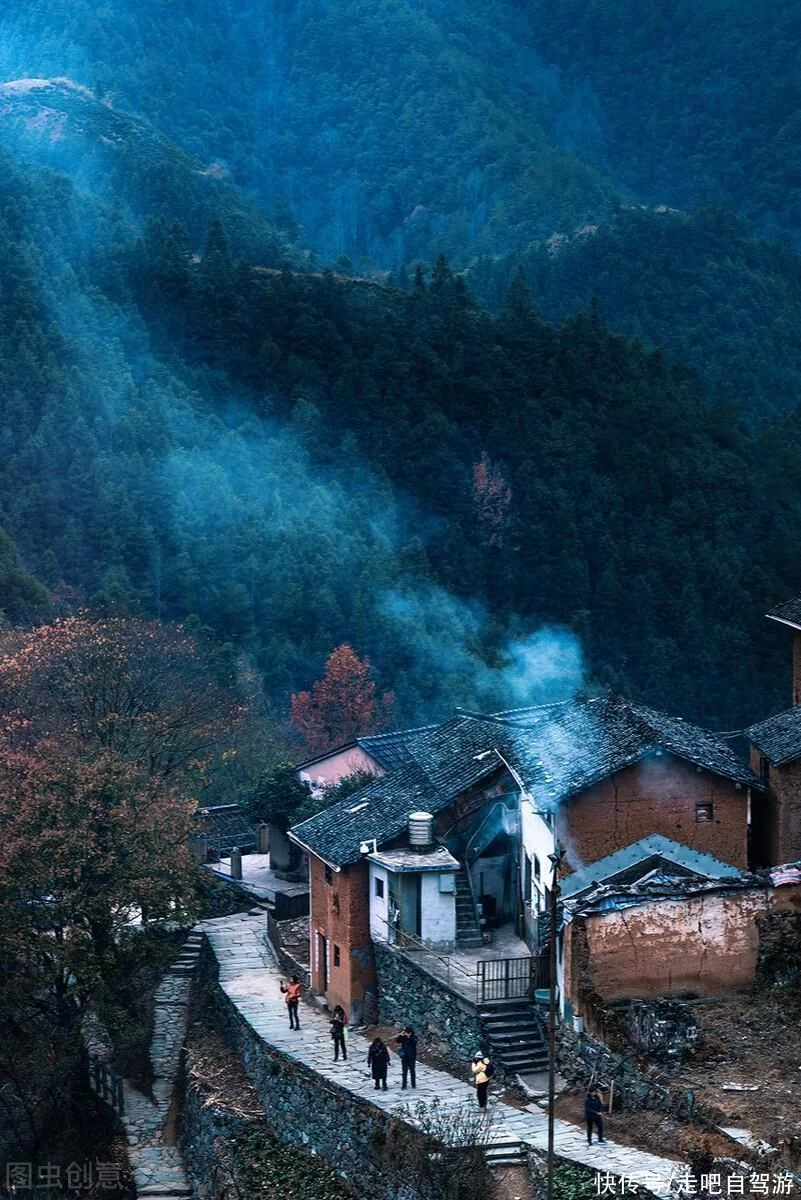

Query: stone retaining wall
left=373, top=942, right=485, bottom=1075
left=201, top=944, right=450, bottom=1200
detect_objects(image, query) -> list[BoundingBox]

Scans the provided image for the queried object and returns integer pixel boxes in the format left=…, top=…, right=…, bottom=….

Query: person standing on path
left=279, top=975, right=302, bottom=1030
left=471, top=1052, right=492, bottom=1112
left=396, top=1026, right=417, bottom=1089
left=368, top=1037, right=390, bottom=1090
left=585, top=1083, right=606, bottom=1145
left=330, top=1005, right=347, bottom=1061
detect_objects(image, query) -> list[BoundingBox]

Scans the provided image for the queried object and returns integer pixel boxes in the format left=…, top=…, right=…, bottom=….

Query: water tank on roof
left=408, top=811, right=434, bottom=846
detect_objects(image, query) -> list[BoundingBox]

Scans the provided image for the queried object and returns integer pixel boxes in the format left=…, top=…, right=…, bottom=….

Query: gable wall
left=309, top=855, right=376, bottom=1024
left=297, top=746, right=381, bottom=788
left=560, top=754, right=749, bottom=872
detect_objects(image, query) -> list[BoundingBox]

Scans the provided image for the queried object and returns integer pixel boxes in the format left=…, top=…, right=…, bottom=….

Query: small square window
left=695, top=803, right=714, bottom=823
left=333, top=945, right=341, bottom=968
left=332, top=891, right=340, bottom=914
left=324, top=865, right=333, bottom=885
left=375, top=877, right=384, bottom=899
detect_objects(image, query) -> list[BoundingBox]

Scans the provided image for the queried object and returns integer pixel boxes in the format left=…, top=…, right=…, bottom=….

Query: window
left=375, top=877, right=384, bottom=899
left=760, top=756, right=770, bottom=784
left=332, top=891, right=340, bottom=914
left=324, top=865, right=333, bottom=885
left=333, top=945, right=341, bottom=968
left=695, top=803, right=714, bottom=823
left=534, top=854, right=541, bottom=881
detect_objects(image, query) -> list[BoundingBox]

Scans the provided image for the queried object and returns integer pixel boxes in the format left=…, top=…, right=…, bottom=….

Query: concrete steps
left=480, top=1000, right=548, bottom=1075
left=484, top=1136, right=528, bottom=1168
left=455, top=867, right=483, bottom=948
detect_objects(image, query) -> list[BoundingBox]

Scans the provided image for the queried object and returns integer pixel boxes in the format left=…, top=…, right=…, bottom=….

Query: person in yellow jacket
left=471, top=1052, right=493, bottom=1111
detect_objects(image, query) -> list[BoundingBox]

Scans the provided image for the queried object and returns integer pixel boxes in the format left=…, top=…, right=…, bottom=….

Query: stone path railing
left=119, top=932, right=202, bottom=1198
left=200, top=912, right=688, bottom=1197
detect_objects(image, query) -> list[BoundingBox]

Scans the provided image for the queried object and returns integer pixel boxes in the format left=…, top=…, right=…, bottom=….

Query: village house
left=288, top=695, right=764, bottom=1024
left=745, top=595, right=801, bottom=866
left=560, top=835, right=801, bottom=1030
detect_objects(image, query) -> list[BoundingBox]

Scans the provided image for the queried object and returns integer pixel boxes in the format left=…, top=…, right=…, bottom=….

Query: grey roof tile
left=747, top=706, right=801, bottom=766
left=766, top=596, right=801, bottom=630
left=292, top=695, right=761, bottom=867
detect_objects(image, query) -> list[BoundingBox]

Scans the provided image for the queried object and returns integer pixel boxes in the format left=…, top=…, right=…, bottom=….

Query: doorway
left=317, top=930, right=328, bottom=992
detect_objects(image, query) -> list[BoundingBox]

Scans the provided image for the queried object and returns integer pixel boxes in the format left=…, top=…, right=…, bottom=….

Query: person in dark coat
left=585, top=1084, right=605, bottom=1145
left=368, top=1037, right=390, bottom=1090
left=330, top=1005, right=347, bottom=1061
left=396, top=1026, right=417, bottom=1089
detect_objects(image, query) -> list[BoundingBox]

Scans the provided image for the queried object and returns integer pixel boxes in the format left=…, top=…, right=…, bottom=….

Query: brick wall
left=793, top=631, right=801, bottom=707
left=310, top=855, right=377, bottom=1024
left=749, top=745, right=801, bottom=865
left=559, top=753, right=749, bottom=871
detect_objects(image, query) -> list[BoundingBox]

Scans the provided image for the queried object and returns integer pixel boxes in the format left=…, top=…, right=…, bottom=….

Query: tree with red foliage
left=472, top=451, right=513, bottom=548
left=0, top=615, right=250, bottom=786
left=290, top=644, right=395, bottom=755
left=0, top=616, right=254, bottom=1026
left=0, top=616, right=257, bottom=1146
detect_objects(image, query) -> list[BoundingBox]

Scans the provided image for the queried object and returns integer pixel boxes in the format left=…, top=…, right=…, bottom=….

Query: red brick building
left=746, top=596, right=801, bottom=866
left=291, top=696, right=763, bottom=1020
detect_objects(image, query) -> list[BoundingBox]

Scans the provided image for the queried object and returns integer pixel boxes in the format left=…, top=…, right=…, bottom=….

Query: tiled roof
left=356, top=725, right=436, bottom=771
left=291, top=695, right=760, bottom=867
left=560, top=834, right=744, bottom=900
left=747, top=706, right=801, bottom=766
left=766, top=596, right=801, bottom=630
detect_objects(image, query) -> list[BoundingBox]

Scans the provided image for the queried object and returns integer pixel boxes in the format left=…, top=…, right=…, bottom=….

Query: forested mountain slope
left=4, top=1, right=801, bottom=420
left=0, top=0, right=619, bottom=263
left=469, top=206, right=801, bottom=416
left=1, top=150, right=800, bottom=730
left=526, top=0, right=801, bottom=241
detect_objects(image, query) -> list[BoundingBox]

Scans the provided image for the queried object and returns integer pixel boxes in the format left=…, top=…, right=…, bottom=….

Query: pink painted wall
left=297, top=745, right=382, bottom=788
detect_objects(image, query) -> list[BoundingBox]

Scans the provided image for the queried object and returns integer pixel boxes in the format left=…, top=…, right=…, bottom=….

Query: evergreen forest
left=1, top=0, right=801, bottom=737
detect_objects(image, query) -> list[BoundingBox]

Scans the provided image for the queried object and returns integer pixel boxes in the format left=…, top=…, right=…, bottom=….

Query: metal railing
left=476, top=953, right=549, bottom=1003
left=85, top=1053, right=125, bottom=1118
left=374, top=912, right=477, bottom=990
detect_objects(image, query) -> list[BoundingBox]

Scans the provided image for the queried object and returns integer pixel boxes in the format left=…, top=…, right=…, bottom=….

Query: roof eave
left=766, top=612, right=801, bottom=633
left=286, top=831, right=343, bottom=873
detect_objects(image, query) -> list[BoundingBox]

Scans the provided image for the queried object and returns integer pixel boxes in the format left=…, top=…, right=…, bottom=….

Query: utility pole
left=546, top=843, right=564, bottom=1200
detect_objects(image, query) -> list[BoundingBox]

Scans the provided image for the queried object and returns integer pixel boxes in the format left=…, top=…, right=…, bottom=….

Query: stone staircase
left=123, top=931, right=202, bottom=1199
left=164, top=930, right=203, bottom=978
left=484, top=1131, right=529, bottom=1168
left=480, top=999, right=548, bottom=1076
left=455, top=867, right=483, bottom=949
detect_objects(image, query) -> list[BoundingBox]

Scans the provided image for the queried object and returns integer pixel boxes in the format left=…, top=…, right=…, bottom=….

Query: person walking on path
left=279, top=975, right=302, bottom=1030
left=368, top=1037, right=390, bottom=1090
left=471, top=1052, right=493, bottom=1112
left=585, top=1083, right=606, bottom=1145
left=396, top=1026, right=417, bottom=1089
left=330, top=1005, right=347, bottom=1061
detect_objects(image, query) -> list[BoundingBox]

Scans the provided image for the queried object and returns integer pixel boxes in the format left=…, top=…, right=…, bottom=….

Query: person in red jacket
left=280, top=975, right=303, bottom=1029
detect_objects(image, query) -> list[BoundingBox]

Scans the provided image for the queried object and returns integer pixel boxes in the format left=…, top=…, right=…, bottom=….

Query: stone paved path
left=200, top=912, right=687, bottom=1196
left=119, top=933, right=202, bottom=1198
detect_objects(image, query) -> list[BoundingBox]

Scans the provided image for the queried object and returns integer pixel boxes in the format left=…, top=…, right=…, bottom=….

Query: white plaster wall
left=369, top=863, right=390, bottom=942
left=521, top=799, right=555, bottom=912
left=420, top=873, right=456, bottom=947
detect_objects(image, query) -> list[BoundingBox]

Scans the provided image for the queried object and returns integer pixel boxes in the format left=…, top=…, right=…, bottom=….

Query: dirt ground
left=677, top=989, right=801, bottom=1165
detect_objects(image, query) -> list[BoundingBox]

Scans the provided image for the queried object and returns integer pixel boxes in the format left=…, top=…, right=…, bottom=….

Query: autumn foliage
left=0, top=615, right=252, bottom=1030
left=290, top=644, right=395, bottom=755
left=472, top=451, right=513, bottom=548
